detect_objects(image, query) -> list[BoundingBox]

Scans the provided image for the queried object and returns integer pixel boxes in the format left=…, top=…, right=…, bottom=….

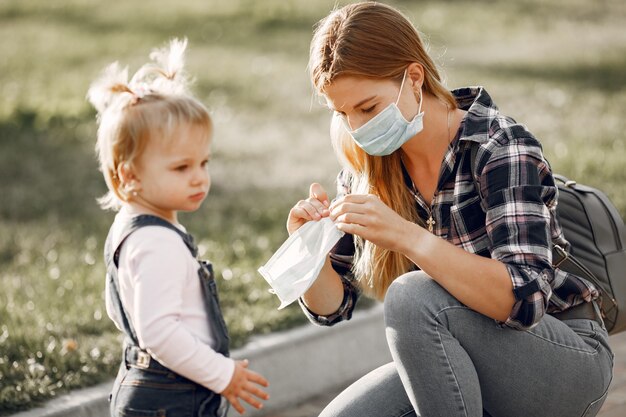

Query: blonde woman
left=286, top=3, right=613, bottom=417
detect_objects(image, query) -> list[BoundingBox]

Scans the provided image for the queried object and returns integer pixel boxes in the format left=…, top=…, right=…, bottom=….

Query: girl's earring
left=130, top=181, right=139, bottom=197
left=124, top=181, right=139, bottom=198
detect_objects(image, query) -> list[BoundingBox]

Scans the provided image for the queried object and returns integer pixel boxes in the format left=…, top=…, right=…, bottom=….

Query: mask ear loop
left=395, top=69, right=408, bottom=105
left=395, top=68, right=424, bottom=118
left=416, top=87, right=423, bottom=115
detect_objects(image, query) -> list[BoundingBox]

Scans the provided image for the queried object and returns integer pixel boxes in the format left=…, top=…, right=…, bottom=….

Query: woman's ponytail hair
left=87, top=38, right=211, bottom=210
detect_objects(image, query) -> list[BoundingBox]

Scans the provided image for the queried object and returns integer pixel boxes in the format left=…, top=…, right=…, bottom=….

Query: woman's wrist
left=396, top=219, right=430, bottom=260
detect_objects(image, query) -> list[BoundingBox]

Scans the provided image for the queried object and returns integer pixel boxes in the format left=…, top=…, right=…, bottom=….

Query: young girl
left=88, top=39, right=269, bottom=417
left=288, top=3, right=613, bottom=417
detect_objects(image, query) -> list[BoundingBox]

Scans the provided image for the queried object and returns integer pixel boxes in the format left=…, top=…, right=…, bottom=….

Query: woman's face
left=324, top=74, right=419, bottom=131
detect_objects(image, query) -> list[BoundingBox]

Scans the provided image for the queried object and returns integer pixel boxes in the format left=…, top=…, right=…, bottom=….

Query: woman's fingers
left=330, top=202, right=368, bottom=219
left=332, top=193, right=375, bottom=206
left=335, top=212, right=369, bottom=227
left=330, top=194, right=380, bottom=220
left=309, top=182, right=329, bottom=207
left=287, top=183, right=331, bottom=235
left=293, top=200, right=325, bottom=220
left=335, top=221, right=366, bottom=236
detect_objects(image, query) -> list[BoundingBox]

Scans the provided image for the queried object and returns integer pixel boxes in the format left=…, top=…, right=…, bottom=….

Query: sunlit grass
left=1, top=0, right=625, bottom=414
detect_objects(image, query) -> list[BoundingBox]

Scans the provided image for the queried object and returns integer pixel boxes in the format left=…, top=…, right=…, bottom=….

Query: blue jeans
left=110, top=362, right=225, bottom=417
left=320, top=271, right=614, bottom=417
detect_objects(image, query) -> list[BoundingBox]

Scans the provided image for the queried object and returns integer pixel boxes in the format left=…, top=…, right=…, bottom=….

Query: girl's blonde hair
left=87, top=38, right=212, bottom=210
left=309, top=2, right=458, bottom=300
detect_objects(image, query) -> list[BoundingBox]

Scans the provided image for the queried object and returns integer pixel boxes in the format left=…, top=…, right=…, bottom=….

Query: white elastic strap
left=395, top=69, right=408, bottom=105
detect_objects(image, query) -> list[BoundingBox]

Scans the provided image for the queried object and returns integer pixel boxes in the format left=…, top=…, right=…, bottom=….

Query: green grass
left=1, top=0, right=626, bottom=414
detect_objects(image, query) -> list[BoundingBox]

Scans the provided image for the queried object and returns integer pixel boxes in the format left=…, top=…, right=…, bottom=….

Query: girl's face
left=130, top=124, right=211, bottom=223
left=324, top=74, right=418, bottom=131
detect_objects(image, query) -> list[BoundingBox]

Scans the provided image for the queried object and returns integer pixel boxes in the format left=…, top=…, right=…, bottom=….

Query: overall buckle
left=136, top=350, right=151, bottom=369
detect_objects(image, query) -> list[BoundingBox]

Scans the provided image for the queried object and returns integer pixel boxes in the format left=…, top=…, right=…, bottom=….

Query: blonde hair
left=310, top=2, right=457, bottom=300
left=87, top=38, right=212, bottom=210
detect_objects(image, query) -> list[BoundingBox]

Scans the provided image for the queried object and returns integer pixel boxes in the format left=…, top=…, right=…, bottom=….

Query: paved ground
left=264, top=331, right=626, bottom=417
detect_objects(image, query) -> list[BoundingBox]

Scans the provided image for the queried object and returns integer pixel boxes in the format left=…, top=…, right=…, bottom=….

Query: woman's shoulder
left=487, top=113, right=541, bottom=150
left=466, top=116, right=549, bottom=179
left=455, top=86, right=542, bottom=151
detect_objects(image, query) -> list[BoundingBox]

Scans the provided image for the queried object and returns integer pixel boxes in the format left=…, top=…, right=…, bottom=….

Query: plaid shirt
left=300, top=86, right=598, bottom=330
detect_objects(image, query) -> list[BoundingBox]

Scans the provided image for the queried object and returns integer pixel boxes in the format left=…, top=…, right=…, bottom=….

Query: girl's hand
left=221, top=359, right=269, bottom=414
left=286, top=183, right=331, bottom=235
left=330, top=194, right=412, bottom=253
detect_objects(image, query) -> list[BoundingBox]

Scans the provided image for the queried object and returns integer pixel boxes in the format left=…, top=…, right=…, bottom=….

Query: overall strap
left=112, top=215, right=198, bottom=268
left=104, top=215, right=198, bottom=347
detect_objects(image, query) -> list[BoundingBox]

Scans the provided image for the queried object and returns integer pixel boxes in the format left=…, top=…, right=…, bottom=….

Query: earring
left=123, top=181, right=139, bottom=198
left=130, top=181, right=139, bottom=197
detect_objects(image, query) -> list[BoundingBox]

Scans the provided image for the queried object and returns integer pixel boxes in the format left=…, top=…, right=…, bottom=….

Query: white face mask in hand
left=258, top=217, right=344, bottom=310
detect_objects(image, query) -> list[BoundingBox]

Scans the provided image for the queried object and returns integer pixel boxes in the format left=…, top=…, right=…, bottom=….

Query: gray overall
left=105, top=215, right=230, bottom=417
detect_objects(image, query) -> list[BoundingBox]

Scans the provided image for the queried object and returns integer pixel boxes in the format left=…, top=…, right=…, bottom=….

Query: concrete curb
left=9, top=304, right=391, bottom=417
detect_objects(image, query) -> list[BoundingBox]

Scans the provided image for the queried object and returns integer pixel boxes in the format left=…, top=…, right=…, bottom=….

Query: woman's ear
left=407, top=63, right=425, bottom=91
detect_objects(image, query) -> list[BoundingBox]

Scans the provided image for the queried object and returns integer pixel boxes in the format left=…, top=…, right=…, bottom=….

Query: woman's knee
left=383, top=271, right=455, bottom=328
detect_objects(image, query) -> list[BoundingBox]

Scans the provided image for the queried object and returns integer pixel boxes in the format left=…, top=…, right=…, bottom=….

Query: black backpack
left=470, top=144, right=626, bottom=334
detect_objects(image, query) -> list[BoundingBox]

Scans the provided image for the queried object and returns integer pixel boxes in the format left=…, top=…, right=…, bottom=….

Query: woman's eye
left=175, top=165, right=188, bottom=172
left=362, top=105, right=376, bottom=114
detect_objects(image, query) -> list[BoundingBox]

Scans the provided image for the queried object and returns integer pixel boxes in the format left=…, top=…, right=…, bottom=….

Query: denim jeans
left=320, top=271, right=614, bottom=417
left=110, top=362, right=226, bottom=417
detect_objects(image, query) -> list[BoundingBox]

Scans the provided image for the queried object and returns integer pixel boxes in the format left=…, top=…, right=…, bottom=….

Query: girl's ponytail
left=133, top=38, right=191, bottom=97
left=87, top=62, right=134, bottom=115
left=87, top=38, right=192, bottom=116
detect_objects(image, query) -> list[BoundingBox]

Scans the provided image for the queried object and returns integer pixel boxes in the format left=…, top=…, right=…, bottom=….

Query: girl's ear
left=118, top=162, right=140, bottom=188
left=407, top=62, right=425, bottom=91
left=118, top=162, right=142, bottom=198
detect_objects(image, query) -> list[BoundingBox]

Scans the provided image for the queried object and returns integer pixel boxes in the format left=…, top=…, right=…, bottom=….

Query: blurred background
left=1, top=0, right=625, bottom=414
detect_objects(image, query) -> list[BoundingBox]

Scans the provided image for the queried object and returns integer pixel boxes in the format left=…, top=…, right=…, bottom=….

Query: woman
left=286, top=3, right=613, bottom=417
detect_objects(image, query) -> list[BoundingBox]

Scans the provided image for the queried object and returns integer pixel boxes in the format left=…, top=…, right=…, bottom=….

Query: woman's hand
left=221, top=359, right=269, bottom=414
left=330, top=194, right=413, bottom=253
left=286, top=183, right=331, bottom=235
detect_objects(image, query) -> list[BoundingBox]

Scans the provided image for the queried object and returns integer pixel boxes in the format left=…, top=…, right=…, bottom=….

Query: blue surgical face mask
left=342, top=69, right=424, bottom=156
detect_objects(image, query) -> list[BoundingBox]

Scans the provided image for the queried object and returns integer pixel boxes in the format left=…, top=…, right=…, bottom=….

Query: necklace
left=424, top=106, right=452, bottom=233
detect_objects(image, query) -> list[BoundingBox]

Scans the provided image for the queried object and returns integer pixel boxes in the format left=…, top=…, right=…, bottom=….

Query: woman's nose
left=345, top=114, right=367, bottom=131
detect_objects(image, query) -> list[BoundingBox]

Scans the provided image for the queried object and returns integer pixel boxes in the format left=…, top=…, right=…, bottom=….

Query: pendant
left=426, top=216, right=435, bottom=233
